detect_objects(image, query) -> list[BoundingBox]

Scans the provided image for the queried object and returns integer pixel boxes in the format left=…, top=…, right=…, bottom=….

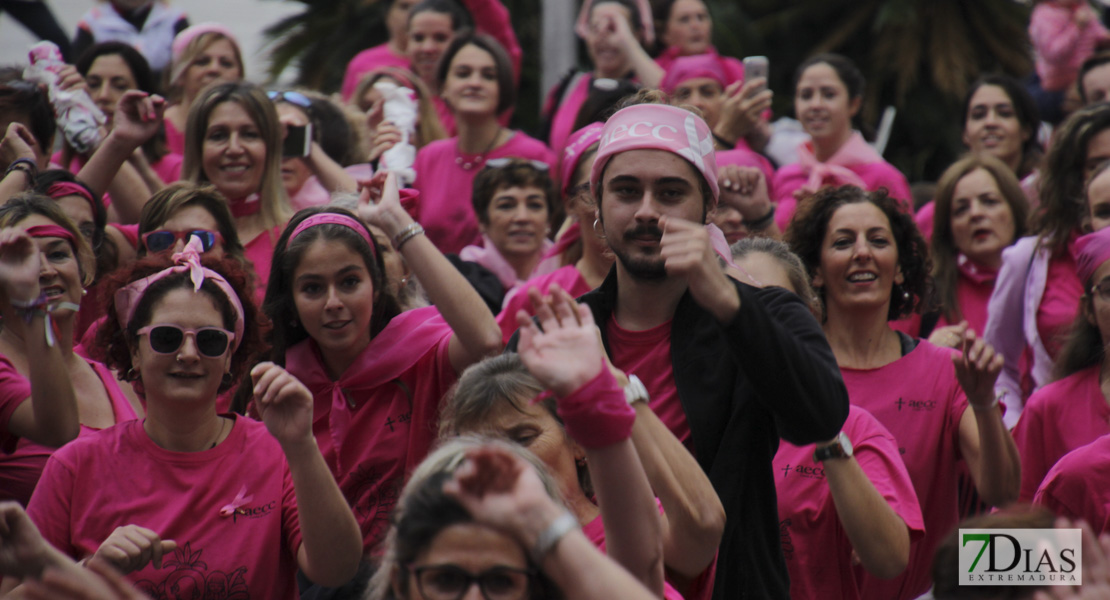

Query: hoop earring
left=592, top=218, right=606, bottom=239
left=125, top=367, right=141, bottom=382
left=221, top=372, right=233, bottom=387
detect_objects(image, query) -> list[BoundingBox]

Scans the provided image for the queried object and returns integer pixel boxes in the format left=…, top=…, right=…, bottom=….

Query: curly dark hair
left=93, top=253, right=265, bottom=397
left=784, top=185, right=932, bottom=322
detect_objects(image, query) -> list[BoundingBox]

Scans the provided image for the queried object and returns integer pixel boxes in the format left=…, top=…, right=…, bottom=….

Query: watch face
left=839, top=432, right=853, bottom=458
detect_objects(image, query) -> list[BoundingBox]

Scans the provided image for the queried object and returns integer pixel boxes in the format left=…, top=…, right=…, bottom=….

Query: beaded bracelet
left=393, top=222, right=425, bottom=251
left=745, top=204, right=777, bottom=231
left=531, top=510, right=578, bottom=565
left=4, top=158, right=37, bottom=182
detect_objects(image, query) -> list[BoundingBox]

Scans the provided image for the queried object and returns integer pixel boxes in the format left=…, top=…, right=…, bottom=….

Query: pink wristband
left=555, top=365, right=636, bottom=449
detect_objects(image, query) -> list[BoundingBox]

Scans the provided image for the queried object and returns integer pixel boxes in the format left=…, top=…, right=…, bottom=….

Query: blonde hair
left=166, top=31, right=244, bottom=100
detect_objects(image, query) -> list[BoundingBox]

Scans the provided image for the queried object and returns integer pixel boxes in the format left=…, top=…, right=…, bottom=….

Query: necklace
left=209, top=417, right=227, bottom=449
left=455, top=127, right=504, bottom=170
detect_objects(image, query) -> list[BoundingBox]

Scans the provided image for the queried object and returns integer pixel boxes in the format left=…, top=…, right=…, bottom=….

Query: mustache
left=623, top=224, right=663, bottom=241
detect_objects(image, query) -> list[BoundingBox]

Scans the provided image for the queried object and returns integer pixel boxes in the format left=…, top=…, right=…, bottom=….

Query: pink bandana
left=46, top=182, right=98, bottom=216
left=559, top=123, right=604, bottom=198
left=1076, top=226, right=1110, bottom=285
left=114, top=237, right=245, bottom=351
left=591, top=103, right=719, bottom=201
left=660, top=54, right=728, bottom=95
left=794, top=132, right=882, bottom=195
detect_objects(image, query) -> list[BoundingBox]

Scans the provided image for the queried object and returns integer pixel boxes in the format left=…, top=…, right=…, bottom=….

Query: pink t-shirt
left=496, top=265, right=593, bottom=344
left=243, top=225, right=284, bottom=307
left=773, top=405, right=924, bottom=600
left=1031, top=1, right=1110, bottom=91
left=545, top=74, right=592, bottom=160
left=412, top=133, right=555, bottom=255
left=605, top=319, right=690, bottom=448
left=340, top=42, right=411, bottom=102
left=1014, top=364, right=1110, bottom=502
left=581, top=511, right=687, bottom=600
left=842, top=340, right=969, bottom=600
left=773, top=159, right=912, bottom=232
left=1034, top=433, right=1110, bottom=534
left=27, top=417, right=303, bottom=599
left=0, top=355, right=138, bottom=505
left=164, top=117, right=185, bottom=156
left=285, top=306, right=456, bottom=551
left=1036, top=242, right=1082, bottom=359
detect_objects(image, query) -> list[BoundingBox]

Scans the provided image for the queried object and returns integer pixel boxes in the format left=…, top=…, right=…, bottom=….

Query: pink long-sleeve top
left=1030, top=1, right=1109, bottom=92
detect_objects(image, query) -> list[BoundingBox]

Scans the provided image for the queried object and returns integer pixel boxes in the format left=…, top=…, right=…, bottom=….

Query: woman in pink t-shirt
left=12, top=244, right=362, bottom=599
left=1014, top=225, right=1110, bottom=501
left=914, top=155, right=1030, bottom=345
left=773, top=54, right=912, bottom=231
left=443, top=286, right=721, bottom=600
left=412, top=32, right=555, bottom=254
left=984, top=103, right=1110, bottom=426
left=785, top=185, right=1021, bottom=600
left=0, top=196, right=140, bottom=506
left=255, top=175, right=500, bottom=562
left=182, top=82, right=294, bottom=296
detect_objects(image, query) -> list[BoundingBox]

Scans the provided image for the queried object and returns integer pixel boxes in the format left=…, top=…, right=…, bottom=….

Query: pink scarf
left=795, top=132, right=882, bottom=195
left=957, top=253, right=999, bottom=286
left=460, top=235, right=560, bottom=291
left=284, top=306, right=450, bottom=473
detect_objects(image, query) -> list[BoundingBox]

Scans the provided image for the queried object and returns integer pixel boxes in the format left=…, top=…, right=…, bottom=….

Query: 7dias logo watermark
left=960, top=529, right=1082, bottom=586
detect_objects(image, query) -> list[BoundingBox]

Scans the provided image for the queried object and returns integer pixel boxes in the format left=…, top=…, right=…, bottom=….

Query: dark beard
left=611, top=224, right=667, bottom=280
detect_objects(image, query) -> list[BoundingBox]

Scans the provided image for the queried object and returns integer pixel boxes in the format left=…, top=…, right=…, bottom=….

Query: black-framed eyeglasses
left=267, top=90, right=314, bottom=110
left=1092, top=280, right=1110, bottom=301
left=142, top=229, right=223, bottom=253
left=410, top=564, right=533, bottom=600
left=484, top=158, right=549, bottom=172
left=136, top=324, right=235, bottom=357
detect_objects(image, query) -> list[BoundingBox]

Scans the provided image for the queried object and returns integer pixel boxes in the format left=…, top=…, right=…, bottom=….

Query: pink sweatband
left=559, top=123, right=604, bottom=199
left=575, top=0, right=654, bottom=46
left=288, top=213, right=376, bottom=258
left=46, top=182, right=98, bottom=214
left=660, top=54, right=730, bottom=95
left=25, top=224, right=76, bottom=246
left=553, top=364, right=635, bottom=449
left=590, top=103, right=719, bottom=202
left=114, top=237, right=245, bottom=352
left=1077, top=227, right=1110, bottom=285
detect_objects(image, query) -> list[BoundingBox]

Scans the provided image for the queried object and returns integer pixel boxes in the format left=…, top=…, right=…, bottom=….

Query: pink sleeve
left=1033, top=466, right=1086, bottom=523
left=341, top=54, right=365, bottom=102
left=280, top=458, right=303, bottom=557
left=915, top=201, right=935, bottom=242
left=1012, top=397, right=1050, bottom=502
left=0, top=354, right=31, bottom=450
left=851, top=419, right=925, bottom=540
left=463, top=0, right=522, bottom=83
left=1030, top=4, right=1084, bottom=63
left=26, top=455, right=78, bottom=559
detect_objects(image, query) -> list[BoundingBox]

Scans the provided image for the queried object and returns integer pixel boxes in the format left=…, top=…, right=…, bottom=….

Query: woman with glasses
left=412, top=32, right=553, bottom=255
left=0, top=195, right=139, bottom=506
left=1014, top=225, right=1110, bottom=502
left=269, top=89, right=359, bottom=212
left=9, top=238, right=363, bottom=598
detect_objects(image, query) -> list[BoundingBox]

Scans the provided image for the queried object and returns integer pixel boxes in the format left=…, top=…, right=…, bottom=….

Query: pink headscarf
left=559, top=123, right=604, bottom=198
left=590, top=103, right=719, bottom=201
left=660, top=54, right=729, bottom=95
left=575, top=0, right=654, bottom=46
left=170, top=22, right=240, bottom=85
left=1076, top=226, right=1110, bottom=285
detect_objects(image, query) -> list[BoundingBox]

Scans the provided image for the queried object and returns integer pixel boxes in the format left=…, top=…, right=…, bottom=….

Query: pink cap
left=1076, top=227, right=1110, bottom=285
left=575, top=0, right=654, bottom=46
left=172, top=22, right=238, bottom=65
left=559, top=123, right=604, bottom=198
left=660, top=54, right=730, bottom=95
left=590, top=104, right=719, bottom=202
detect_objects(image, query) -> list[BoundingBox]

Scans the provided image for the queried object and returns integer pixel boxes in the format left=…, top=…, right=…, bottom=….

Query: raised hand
left=718, top=165, right=772, bottom=223
left=0, top=228, right=43, bottom=304
left=357, top=170, right=410, bottom=234
left=516, top=284, right=603, bottom=397
left=714, top=79, right=772, bottom=145
left=109, top=91, right=166, bottom=149
left=90, top=525, right=176, bottom=575
left=367, top=122, right=402, bottom=163
left=0, top=122, right=39, bottom=170
left=251, top=362, right=314, bottom=448
left=0, top=501, right=56, bottom=579
left=951, top=329, right=1004, bottom=410
left=659, top=216, right=739, bottom=322
left=928, top=321, right=969, bottom=350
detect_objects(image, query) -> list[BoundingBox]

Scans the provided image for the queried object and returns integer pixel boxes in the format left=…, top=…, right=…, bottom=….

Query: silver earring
left=592, top=218, right=606, bottom=239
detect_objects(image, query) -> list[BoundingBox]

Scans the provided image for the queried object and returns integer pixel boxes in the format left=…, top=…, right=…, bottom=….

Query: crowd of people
left=4, top=0, right=1110, bottom=599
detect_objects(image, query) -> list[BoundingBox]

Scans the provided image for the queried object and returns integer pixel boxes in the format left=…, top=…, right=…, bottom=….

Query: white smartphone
left=743, top=56, right=769, bottom=93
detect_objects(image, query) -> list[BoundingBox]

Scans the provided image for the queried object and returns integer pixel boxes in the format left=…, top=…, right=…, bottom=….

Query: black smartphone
left=283, top=123, right=312, bottom=158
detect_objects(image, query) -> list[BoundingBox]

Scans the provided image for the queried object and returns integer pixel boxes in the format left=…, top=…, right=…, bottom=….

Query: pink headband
left=114, top=237, right=245, bottom=352
left=1077, top=227, right=1110, bottom=285
left=46, top=182, right=97, bottom=215
left=575, top=0, right=654, bottom=46
left=25, top=224, right=76, bottom=246
left=172, top=22, right=238, bottom=64
left=660, top=54, right=729, bottom=95
left=288, top=213, right=376, bottom=258
left=559, top=123, right=604, bottom=199
left=590, top=104, right=719, bottom=201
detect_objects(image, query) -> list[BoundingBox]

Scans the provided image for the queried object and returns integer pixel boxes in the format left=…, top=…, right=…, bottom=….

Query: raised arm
left=517, top=284, right=664, bottom=596
left=359, top=172, right=502, bottom=372
left=251, top=361, right=362, bottom=587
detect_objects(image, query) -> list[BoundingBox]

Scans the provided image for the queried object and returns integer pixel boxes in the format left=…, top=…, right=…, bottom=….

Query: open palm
left=517, top=285, right=603, bottom=397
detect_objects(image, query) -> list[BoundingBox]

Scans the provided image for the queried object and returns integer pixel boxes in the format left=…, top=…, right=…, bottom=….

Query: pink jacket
left=1030, top=1, right=1109, bottom=91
